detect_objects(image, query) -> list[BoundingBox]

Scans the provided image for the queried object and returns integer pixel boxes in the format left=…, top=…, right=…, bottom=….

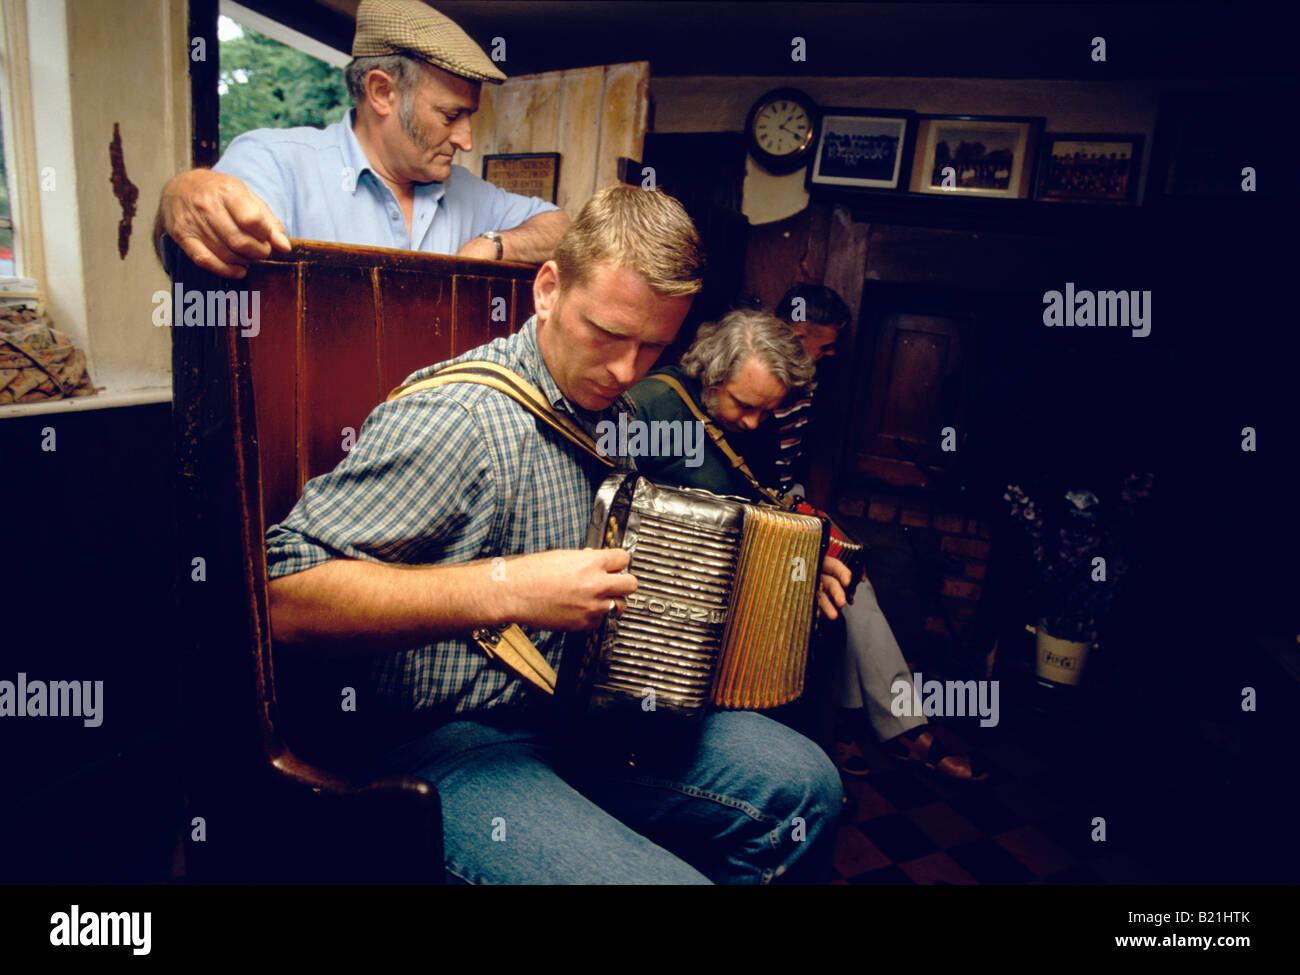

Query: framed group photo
left=908, top=115, right=1043, bottom=199
left=808, top=108, right=915, bottom=191
left=1034, top=133, right=1144, bottom=205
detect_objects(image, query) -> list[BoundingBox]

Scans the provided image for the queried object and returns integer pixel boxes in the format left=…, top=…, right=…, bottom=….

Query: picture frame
left=807, top=108, right=915, bottom=192
left=1034, top=133, right=1144, bottom=205
left=908, top=115, right=1043, bottom=199
left=482, top=152, right=561, bottom=203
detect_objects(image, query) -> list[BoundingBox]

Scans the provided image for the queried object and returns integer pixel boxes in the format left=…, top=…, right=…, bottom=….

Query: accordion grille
left=592, top=510, right=741, bottom=716
left=712, top=506, right=824, bottom=710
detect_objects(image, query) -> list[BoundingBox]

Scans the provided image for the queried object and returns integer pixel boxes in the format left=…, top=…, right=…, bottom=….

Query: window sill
left=0, top=383, right=171, bottom=419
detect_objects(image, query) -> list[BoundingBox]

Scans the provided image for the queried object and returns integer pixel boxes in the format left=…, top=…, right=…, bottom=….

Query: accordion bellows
left=571, top=473, right=827, bottom=720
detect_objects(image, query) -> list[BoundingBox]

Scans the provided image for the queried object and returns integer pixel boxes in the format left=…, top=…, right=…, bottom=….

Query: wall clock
left=745, top=88, right=819, bottom=174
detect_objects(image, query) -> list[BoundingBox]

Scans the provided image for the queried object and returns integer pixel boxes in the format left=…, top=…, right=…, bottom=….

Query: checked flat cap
left=352, top=0, right=507, bottom=84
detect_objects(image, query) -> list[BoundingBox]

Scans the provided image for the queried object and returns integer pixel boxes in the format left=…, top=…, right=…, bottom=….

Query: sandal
left=832, top=739, right=873, bottom=778
left=887, top=727, right=989, bottom=782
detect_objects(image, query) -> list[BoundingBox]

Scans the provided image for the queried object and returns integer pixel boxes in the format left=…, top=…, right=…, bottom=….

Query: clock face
left=746, top=89, right=818, bottom=173
left=754, top=98, right=813, bottom=157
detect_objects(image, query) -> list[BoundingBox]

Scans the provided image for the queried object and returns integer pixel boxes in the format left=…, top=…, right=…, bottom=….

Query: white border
left=811, top=113, right=908, bottom=189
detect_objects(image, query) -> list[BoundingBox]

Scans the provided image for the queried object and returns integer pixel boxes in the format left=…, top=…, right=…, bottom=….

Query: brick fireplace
left=833, top=489, right=1001, bottom=682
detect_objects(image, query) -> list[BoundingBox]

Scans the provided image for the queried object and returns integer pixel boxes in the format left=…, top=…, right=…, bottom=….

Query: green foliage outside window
left=219, top=26, right=349, bottom=157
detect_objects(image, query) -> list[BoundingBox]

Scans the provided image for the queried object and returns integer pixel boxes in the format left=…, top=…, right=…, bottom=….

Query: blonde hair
left=553, top=185, right=704, bottom=298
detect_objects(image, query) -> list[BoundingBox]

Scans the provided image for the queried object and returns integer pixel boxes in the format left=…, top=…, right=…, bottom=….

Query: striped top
left=741, top=382, right=818, bottom=494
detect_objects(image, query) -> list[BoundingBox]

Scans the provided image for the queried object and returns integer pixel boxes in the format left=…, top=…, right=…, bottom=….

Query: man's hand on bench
left=157, top=169, right=291, bottom=279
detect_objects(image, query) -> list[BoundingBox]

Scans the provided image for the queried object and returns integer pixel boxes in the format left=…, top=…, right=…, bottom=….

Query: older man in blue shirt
left=156, top=0, right=567, bottom=278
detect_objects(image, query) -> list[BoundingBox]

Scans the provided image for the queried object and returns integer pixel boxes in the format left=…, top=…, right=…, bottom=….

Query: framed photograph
left=908, top=115, right=1043, bottom=199
left=1034, top=133, right=1143, bottom=205
left=482, top=152, right=561, bottom=203
left=808, top=108, right=915, bottom=191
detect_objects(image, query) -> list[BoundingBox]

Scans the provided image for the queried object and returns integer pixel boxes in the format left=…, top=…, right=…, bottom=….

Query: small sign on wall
left=482, top=153, right=561, bottom=203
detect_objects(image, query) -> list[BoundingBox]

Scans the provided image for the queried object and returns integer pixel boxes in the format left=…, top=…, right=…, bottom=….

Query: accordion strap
left=644, top=373, right=794, bottom=510
left=384, top=359, right=623, bottom=697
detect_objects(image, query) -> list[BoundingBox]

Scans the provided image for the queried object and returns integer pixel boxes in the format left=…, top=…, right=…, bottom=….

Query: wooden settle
left=167, top=238, right=538, bottom=881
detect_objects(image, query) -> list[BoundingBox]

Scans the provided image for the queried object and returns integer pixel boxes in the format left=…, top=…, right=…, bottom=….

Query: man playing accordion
left=628, top=301, right=986, bottom=782
left=264, top=185, right=842, bottom=884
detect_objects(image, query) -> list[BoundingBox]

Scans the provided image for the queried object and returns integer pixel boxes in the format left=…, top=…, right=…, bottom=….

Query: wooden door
left=852, top=311, right=970, bottom=489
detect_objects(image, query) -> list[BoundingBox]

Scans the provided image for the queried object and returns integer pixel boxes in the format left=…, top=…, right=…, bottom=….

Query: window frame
left=0, top=0, right=189, bottom=419
left=0, top=0, right=48, bottom=305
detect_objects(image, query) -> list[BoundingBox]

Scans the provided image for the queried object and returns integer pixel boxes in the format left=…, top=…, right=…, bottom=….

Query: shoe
left=887, top=727, right=989, bottom=782
left=832, top=739, right=872, bottom=778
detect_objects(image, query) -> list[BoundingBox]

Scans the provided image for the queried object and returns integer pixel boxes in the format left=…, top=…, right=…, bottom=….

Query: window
left=218, top=7, right=348, bottom=157
left=0, top=0, right=45, bottom=303
left=0, top=0, right=190, bottom=417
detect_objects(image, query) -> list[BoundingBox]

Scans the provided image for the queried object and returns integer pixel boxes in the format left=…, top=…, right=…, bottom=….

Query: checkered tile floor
left=830, top=725, right=1156, bottom=885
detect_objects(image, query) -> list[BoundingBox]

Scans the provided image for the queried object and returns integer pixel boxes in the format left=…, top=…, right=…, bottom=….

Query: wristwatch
left=478, top=230, right=503, bottom=259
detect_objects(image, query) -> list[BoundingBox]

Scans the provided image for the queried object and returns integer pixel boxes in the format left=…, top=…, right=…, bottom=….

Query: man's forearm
left=269, top=557, right=508, bottom=654
left=500, top=209, right=569, bottom=264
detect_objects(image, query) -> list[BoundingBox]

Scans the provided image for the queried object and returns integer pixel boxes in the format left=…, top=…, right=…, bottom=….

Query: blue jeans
left=370, top=710, right=841, bottom=884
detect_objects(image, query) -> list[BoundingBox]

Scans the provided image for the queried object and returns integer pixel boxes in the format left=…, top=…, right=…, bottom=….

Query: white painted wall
left=18, top=0, right=189, bottom=399
left=66, top=0, right=190, bottom=390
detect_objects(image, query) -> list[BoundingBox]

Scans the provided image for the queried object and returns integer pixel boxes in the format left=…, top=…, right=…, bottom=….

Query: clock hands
left=762, top=108, right=807, bottom=151
left=748, top=89, right=816, bottom=170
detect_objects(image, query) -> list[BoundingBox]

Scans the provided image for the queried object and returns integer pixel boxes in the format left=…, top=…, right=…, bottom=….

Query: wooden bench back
left=241, top=241, right=536, bottom=528
left=167, top=240, right=537, bottom=878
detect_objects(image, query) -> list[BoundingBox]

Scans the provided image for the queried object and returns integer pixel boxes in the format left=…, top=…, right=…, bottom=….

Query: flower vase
left=1035, top=619, right=1094, bottom=686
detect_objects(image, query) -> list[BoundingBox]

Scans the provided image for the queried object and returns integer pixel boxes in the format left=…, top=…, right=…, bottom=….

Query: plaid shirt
left=266, top=316, right=629, bottom=719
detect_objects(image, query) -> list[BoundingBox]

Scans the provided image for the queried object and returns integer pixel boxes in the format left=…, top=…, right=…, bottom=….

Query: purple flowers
left=1004, top=474, right=1152, bottom=638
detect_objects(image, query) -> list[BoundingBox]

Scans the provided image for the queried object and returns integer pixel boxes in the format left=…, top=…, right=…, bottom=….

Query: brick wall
left=849, top=494, right=998, bottom=668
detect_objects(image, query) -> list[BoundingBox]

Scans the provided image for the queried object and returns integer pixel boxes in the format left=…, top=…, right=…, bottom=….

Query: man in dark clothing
left=629, top=301, right=987, bottom=782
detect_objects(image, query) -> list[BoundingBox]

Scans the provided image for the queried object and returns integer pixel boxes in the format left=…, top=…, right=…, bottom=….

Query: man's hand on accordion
left=504, top=547, right=638, bottom=631
left=817, top=554, right=852, bottom=621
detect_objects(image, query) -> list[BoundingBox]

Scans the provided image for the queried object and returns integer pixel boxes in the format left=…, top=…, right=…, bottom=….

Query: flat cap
left=352, top=0, right=507, bottom=84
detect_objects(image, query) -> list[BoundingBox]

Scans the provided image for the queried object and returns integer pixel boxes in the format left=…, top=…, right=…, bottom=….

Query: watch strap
left=478, top=230, right=503, bottom=260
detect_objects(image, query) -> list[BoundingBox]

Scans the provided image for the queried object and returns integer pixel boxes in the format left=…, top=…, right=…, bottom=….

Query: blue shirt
left=266, top=317, right=633, bottom=719
left=214, top=109, right=560, bottom=254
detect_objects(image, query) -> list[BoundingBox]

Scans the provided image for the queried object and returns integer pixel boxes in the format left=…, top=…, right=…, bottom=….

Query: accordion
left=792, top=500, right=866, bottom=583
left=560, top=472, right=830, bottom=723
